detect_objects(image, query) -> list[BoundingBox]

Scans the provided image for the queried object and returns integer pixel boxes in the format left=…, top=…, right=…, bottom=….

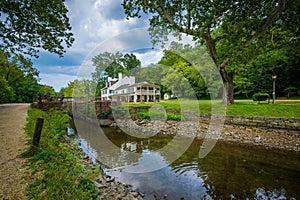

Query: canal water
left=73, top=120, right=300, bottom=199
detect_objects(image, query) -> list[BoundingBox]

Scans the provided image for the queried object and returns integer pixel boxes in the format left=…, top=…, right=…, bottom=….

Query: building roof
left=115, top=84, right=130, bottom=90
left=130, top=81, right=160, bottom=88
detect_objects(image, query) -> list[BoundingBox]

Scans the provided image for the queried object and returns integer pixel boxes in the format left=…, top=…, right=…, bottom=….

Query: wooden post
left=33, top=117, right=44, bottom=147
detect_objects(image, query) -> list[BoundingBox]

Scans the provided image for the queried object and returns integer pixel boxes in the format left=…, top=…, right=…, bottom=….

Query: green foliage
left=59, top=82, right=73, bottom=98
left=24, top=108, right=100, bottom=199
left=252, top=93, right=270, bottom=102
left=0, top=0, right=74, bottom=57
left=132, top=110, right=151, bottom=119
left=166, top=113, right=184, bottom=121
left=122, top=0, right=287, bottom=104
left=132, top=110, right=183, bottom=121
left=159, top=47, right=207, bottom=98
left=72, top=79, right=97, bottom=98
left=0, top=50, right=48, bottom=102
left=40, top=85, right=57, bottom=97
left=92, top=52, right=141, bottom=95
left=60, top=79, right=97, bottom=98
left=283, top=86, right=298, bottom=97
left=0, top=76, right=14, bottom=102
left=134, top=63, right=169, bottom=95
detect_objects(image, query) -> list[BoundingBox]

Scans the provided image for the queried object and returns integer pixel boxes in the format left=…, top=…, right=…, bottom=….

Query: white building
left=101, top=73, right=160, bottom=102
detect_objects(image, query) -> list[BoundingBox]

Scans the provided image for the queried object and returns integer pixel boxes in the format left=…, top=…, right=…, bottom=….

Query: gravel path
left=0, top=104, right=30, bottom=200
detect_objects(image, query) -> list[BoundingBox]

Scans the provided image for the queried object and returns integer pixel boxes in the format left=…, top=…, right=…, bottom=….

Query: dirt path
left=0, top=104, right=30, bottom=200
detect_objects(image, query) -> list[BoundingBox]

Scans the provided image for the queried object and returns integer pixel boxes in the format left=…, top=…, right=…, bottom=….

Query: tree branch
left=203, top=33, right=218, bottom=65
left=151, top=2, right=197, bottom=36
left=213, top=34, right=228, bottom=42
left=219, top=0, right=286, bottom=70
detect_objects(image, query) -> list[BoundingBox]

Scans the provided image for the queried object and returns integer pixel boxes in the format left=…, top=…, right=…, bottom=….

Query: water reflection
left=73, top=120, right=300, bottom=199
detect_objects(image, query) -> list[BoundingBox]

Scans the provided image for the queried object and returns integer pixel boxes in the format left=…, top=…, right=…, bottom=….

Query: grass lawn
left=123, top=99, right=300, bottom=118
left=227, top=100, right=300, bottom=118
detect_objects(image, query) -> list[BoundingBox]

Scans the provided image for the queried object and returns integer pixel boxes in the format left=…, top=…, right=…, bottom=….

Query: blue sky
left=32, top=0, right=164, bottom=91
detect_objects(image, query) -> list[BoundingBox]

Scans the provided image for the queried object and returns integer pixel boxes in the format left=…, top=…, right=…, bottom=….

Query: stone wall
left=67, top=104, right=300, bottom=131
left=126, top=107, right=300, bottom=131
left=224, top=115, right=300, bottom=131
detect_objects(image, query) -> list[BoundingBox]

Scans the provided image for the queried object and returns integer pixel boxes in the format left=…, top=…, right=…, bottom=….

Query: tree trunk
left=220, top=69, right=234, bottom=104
left=204, top=34, right=234, bottom=104
left=222, top=79, right=234, bottom=104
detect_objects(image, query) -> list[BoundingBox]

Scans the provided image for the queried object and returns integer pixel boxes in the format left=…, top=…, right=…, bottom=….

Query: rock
left=92, top=181, right=106, bottom=189
left=99, top=119, right=114, bottom=126
left=132, top=192, right=139, bottom=197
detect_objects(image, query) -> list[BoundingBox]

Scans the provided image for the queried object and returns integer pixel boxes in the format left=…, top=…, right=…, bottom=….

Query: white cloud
left=65, top=0, right=147, bottom=55
left=135, top=50, right=164, bottom=67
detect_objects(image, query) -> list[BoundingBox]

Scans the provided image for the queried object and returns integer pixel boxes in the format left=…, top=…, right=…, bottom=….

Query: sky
left=32, top=0, right=165, bottom=91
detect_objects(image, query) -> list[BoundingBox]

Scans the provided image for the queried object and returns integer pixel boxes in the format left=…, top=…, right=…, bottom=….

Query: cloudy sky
left=32, top=0, right=165, bottom=91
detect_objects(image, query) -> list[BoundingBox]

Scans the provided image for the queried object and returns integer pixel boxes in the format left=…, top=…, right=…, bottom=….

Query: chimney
left=118, top=73, right=122, bottom=80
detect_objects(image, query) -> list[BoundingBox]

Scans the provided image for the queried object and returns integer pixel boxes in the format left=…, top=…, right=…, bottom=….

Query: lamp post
left=272, top=74, right=277, bottom=104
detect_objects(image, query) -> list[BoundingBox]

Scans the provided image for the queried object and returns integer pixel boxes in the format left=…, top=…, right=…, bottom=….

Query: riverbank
left=114, top=118, right=300, bottom=153
left=24, top=108, right=143, bottom=199
left=73, top=118, right=300, bottom=199
left=74, top=140, right=144, bottom=200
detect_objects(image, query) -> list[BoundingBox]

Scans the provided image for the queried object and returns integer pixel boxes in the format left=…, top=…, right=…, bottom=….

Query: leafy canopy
left=0, top=0, right=74, bottom=57
left=0, top=51, right=37, bottom=102
left=122, top=0, right=286, bottom=68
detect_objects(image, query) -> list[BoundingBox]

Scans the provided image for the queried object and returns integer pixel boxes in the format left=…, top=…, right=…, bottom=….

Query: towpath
left=0, top=104, right=30, bottom=199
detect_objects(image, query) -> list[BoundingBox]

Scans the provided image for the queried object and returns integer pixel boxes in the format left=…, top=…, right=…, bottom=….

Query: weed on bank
left=23, top=108, right=100, bottom=199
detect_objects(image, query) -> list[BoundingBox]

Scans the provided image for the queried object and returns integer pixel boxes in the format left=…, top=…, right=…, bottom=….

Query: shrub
left=132, top=110, right=183, bottom=121
left=252, top=93, right=270, bottom=102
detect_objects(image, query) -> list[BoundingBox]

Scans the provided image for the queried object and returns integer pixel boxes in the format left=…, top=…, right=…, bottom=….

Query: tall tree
left=0, top=76, right=14, bottom=102
left=122, top=0, right=287, bottom=104
left=40, top=84, right=57, bottom=97
left=0, top=0, right=74, bottom=57
left=159, top=46, right=207, bottom=98
left=92, top=52, right=141, bottom=96
left=0, top=51, right=41, bottom=102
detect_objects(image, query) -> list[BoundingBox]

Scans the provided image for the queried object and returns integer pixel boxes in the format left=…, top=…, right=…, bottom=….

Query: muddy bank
left=113, top=118, right=300, bottom=152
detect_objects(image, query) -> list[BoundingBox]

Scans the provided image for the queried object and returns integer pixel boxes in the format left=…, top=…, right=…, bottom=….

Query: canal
left=73, top=119, right=300, bottom=199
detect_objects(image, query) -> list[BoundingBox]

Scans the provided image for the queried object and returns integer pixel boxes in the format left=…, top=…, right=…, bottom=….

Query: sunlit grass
left=124, top=99, right=300, bottom=118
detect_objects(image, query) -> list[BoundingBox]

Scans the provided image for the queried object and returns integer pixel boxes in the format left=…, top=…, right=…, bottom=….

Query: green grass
left=23, top=108, right=100, bottom=199
left=132, top=110, right=184, bottom=121
left=286, top=96, right=300, bottom=100
left=123, top=99, right=300, bottom=118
